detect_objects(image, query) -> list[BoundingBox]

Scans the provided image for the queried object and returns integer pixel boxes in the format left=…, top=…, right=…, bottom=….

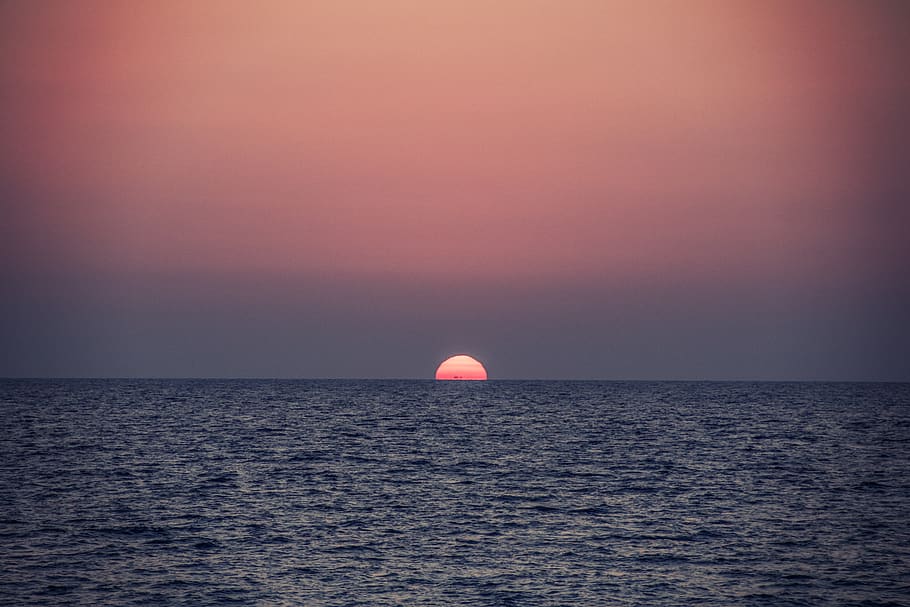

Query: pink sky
left=1, top=1, right=908, bottom=378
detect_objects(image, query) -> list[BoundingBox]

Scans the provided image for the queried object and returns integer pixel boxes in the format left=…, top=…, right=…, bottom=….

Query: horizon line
left=1, top=376, right=908, bottom=384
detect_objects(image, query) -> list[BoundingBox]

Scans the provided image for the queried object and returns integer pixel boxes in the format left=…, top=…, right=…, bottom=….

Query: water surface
left=1, top=380, right=909, bottom=605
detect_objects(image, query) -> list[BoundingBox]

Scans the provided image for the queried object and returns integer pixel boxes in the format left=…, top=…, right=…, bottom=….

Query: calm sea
left=1, top=379, right=909, bottom=605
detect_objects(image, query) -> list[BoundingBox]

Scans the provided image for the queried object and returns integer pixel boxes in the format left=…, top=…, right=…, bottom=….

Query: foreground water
left=1, top=380, right=909, bottom=605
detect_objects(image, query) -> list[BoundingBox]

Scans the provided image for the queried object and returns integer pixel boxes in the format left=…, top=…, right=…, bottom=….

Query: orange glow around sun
left=435, top=355, right=488, bottom=380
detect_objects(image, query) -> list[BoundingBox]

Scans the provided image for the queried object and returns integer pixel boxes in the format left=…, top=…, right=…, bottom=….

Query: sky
left=1, top=1, right=908, bottom=380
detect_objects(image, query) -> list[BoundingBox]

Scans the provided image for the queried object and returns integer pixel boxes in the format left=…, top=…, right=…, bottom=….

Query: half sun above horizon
left=435, top=355, right=488, bottom=381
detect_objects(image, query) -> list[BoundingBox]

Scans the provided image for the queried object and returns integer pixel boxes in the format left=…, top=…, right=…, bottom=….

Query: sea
left=1, top=379, right=909, bottom=606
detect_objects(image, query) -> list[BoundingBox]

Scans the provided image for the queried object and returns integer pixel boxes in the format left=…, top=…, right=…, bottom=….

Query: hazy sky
left=2, top=1, right=908, bottom=379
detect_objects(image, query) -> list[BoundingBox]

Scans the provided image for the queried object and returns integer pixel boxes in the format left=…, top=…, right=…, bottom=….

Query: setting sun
left=435, top=355, right=488, bottom=381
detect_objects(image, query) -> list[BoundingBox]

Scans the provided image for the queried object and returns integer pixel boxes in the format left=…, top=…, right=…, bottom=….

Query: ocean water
left=1, top=380, right=909, bottom=606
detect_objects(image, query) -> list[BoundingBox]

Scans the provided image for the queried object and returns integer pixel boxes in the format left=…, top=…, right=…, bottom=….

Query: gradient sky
left=2, top=1, right=908, bottom=379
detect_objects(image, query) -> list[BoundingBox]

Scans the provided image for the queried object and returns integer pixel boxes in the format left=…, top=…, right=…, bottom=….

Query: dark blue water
left=2, top=380, right=909, bottom=605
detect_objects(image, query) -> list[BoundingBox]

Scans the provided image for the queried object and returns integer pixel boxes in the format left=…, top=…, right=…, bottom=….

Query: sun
left=435, top=354, right=488, bottom=380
